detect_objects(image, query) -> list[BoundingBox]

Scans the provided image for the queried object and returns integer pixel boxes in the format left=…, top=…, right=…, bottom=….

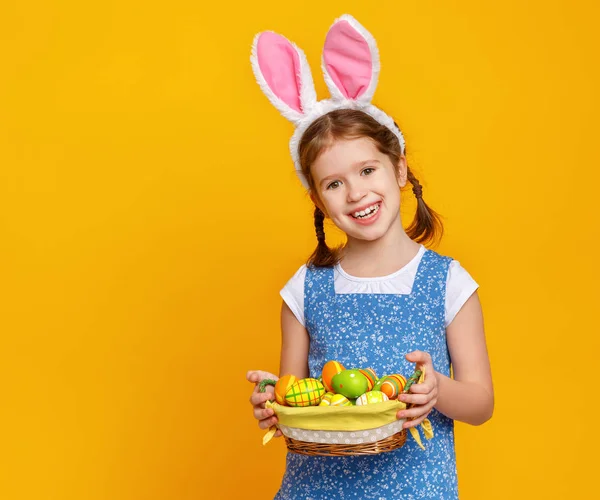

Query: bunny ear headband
left=250, top=14, right=405, bottom=189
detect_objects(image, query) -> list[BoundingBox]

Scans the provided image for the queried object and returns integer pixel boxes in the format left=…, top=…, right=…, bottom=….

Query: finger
left=403, top=413, right=428, bottom=429
left=249, top=390, right=274, bottom=407
left=258, top=416, right=279, bottom=430
left=250, top=391, right=275, bottom=406
left=252, top=378, right=276, bottom=395
left=253, top=406, right=275, bottom=420
left=404, top=350, right=432, bottom=364
left=397, top=400, right=435, bottom=420
left=407, top=381, right=435, bottom=394
left=398, top=392, right=432, bottom=406
left=247, top=370, right=279, bottom=384
left=274, top=430, right=283, bottom=438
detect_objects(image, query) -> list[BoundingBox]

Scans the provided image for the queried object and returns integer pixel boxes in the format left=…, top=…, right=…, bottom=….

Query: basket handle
left=258, top=379, right=278, bottom=393
left=402, top=369, right=422, bottom=395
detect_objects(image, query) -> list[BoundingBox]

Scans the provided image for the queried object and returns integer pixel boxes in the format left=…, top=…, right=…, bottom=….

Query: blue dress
left=275, top=249, right=459, bottom=499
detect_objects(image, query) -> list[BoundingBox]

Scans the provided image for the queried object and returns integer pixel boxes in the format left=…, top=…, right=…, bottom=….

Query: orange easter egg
left=379, top=374, right=407, bottom=400
left=274, top=374, right=297, bottom=405
left=359, top=368, right=378, bottom=391
left=321, top=360, right=345, bottom=392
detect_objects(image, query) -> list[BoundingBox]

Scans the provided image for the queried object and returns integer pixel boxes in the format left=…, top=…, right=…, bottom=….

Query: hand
left=247, top=370, right=282, bottom=438
left=396, top=351, right=438, bottom=429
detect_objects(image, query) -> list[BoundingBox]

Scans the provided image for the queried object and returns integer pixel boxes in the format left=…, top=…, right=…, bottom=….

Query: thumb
left=246, top=370, right=278, bottom=384
left=405, top=350, right=428, bottom=364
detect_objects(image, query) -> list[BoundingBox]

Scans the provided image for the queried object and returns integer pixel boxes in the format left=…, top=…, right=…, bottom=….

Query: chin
left=347, top=227, right=387, bottom=242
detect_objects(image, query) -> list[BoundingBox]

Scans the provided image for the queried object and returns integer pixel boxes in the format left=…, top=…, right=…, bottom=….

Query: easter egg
left=331, top=369, right=369, bottom=399
left=355, top=390, right=389, bottom=405
left=274, top=374, right=297, bottom=405
left=285, top=378, right=326, bottom=407
left=329, top=393, right=353, bottom=407
left=321, top=360, right=345, bottom=392
left=318, top=392, right=335, bottom=406
left=379, top=374, right=407, bottom=400
left=359, top=368, right=378, bottom=391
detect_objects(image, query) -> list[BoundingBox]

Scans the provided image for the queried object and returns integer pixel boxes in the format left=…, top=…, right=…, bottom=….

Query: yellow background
left=1, top=1, right=599, bottom=498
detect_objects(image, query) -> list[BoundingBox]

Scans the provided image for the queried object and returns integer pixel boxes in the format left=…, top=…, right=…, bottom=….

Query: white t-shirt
left=280, top=245, right=479, bottom=329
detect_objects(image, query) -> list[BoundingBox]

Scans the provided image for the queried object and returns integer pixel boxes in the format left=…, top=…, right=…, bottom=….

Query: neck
left=340, top=217, right=421, bottom=277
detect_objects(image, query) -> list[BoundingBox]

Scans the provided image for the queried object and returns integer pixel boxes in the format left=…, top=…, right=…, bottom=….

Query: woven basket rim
left=283, top=430, right=407, bottom=456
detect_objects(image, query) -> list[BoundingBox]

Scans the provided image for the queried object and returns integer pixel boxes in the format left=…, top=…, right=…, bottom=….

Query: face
left=309, top=136, right=407, bottom=242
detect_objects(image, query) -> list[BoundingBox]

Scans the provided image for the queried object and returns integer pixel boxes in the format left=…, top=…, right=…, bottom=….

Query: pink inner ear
left=257, top=32, right=303, bottom=113
left=323, top=20, right=372, bottom=99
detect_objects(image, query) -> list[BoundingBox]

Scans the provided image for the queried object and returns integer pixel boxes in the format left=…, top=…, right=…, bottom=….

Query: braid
left=314, top=207, right=326, bottom=245
left=405, top=166, right=443, bottom=245
left=408, top=170, right=423, bottom=199
left=306, top=206, right=343, bottom=268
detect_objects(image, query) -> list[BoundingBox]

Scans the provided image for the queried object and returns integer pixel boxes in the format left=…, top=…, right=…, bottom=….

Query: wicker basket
left=260, top=382, right=414, bottom=457
left=284, top=430, right=407, bottom=456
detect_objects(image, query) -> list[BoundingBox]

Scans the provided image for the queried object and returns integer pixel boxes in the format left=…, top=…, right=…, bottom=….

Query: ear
left=396, top=155, right=408, bottom=188
left=251, top=31, right=317, bottom=124
left=321, top=14, right=380, bottom=103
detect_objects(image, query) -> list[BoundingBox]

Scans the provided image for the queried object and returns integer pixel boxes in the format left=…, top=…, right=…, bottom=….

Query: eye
left=362, top=167, right=375, bottom=175
left=326, top=180, right=341, bottom=190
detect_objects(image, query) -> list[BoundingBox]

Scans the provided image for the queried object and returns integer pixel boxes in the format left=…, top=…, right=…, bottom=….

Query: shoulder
left=288, top=263, right=308, bottom=282
left=445, top=258, right=479, bottom=327
left=423, top=248, right=453, bottom=266
left=281, top=264, right=308, bottom=296
left=279, top=264, right=308, bottom=327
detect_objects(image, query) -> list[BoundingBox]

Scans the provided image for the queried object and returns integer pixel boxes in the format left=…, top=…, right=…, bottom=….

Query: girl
left=247, top=14, right=493, bottom=499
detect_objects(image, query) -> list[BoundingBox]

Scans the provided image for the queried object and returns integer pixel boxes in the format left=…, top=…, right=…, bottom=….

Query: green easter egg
left=331, top=369, right=369, bottom=399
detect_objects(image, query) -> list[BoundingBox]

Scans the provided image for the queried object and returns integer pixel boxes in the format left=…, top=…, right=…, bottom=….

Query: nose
left=347, top=182, right=368, bottom=203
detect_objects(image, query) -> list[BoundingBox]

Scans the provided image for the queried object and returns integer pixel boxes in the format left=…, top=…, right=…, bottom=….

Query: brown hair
left=298, top=109, right=443, bottom=268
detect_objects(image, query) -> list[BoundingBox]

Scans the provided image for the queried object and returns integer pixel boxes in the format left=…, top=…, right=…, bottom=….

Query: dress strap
left=304, top=265, right=336, bottom=330
left=411, top=249, right=453, bottom=299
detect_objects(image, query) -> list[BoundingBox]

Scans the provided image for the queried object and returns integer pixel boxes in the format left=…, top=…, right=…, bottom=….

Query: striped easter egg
left=355, top=390, right=389, bottom=405
left=329, top=393, right=353, bottom=407
left=321, top=360, right=345, bottom=392
left=274, top=374, right=297, bottom=405
left=379, top=374, right=407, bottom=400
left=358, top=368, right=378, bottom=391
left=318, top=392, right=335, bottom=406
left=285, top=378, right=325, bottom=407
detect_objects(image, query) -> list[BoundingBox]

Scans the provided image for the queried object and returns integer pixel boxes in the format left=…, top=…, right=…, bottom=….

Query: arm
left=398, top=291, right=494, bottom=427
left=247, top=300, right=310, bottom=434
left=279, top=299, right=310, bottom=378
left=435, top=291, right=494, bottom=425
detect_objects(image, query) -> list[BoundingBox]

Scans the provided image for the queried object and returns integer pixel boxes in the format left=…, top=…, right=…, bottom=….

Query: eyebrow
left=319, top=159, right=381, bottom=187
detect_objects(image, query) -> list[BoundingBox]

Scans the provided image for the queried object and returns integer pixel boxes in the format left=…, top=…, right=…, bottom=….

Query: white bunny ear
left=251, top=31, right=317, bottom=124
left=321, top=14, right=380, bottom=103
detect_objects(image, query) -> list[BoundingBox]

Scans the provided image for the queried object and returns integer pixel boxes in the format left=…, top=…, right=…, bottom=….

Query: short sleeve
left=445, top=260, right=479, bottom=327
left=279, top=265, right=307, bottom=327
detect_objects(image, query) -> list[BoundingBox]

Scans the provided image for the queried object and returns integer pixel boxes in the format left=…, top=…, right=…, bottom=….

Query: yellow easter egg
left=321, top=360, right=345, bottom=392
left=355, top=390, right=389, bottom=405
left=285, top=378, right=326, bottom=407
left=274, top=374, right=297, bottom=405
left=318, top=392, right=335, bottom=406
left=329, top=393, right=353, bottom=407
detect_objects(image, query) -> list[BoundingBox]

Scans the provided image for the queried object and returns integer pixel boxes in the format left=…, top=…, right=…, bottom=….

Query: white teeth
left=352, top=203, right=380, bottom=219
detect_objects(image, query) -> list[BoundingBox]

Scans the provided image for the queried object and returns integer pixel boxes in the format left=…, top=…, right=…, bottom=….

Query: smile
left=350, top=202, right=381, bottom=220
